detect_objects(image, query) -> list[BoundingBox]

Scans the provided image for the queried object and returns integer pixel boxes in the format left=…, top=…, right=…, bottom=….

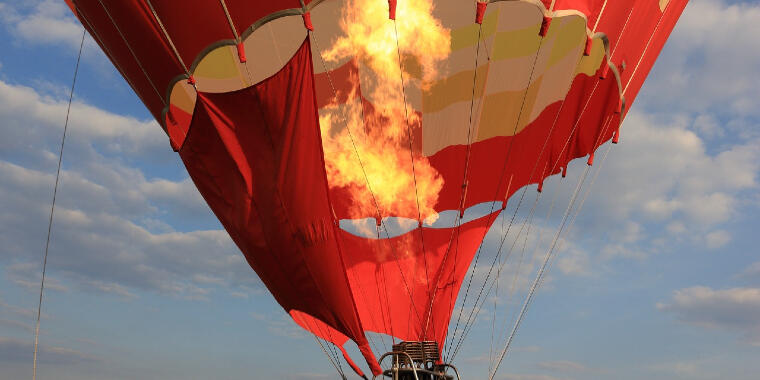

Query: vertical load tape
left=389, top=0, right=397, bottom=20
left=303, top=12, right=314, bottom=31
left=539, top=16, right=552, bottom=36
left=600, top=63, right=610, bottom=79
left=475, top=2, right=487, bottom=25
left=459, top=181, right=469, bottom=218
left=236, top=42, right=247, bottom=63
left=584, top=36, right=593, bottom=56
left=501, top=175, right=513, bottom=210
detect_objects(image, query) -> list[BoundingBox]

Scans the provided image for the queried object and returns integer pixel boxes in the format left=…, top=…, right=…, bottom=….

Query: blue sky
left=1, top=1, right=759, bottom=379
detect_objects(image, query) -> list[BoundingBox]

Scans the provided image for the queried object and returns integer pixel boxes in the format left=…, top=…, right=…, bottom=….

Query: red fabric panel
left=71, top=0, right=181, bottom=123
left=622, top=0, right=689, bottom=117
left=610, top=1, right=663, bottom=90
left=427, top=0, right=685, bottom=213
left=340, top=212, right=497, bottom=347
left=429, top=67, right=621, bottom=213
left=291, top=211, right=496, bottom=364
left=290, top=311, right=370, bottom=377
left=68, top=0, right=302, bottom=122
left=224, top=1, right=303, bottom=39
left=142, top=0, right=231, bottom=68
left=177, top=39, right=380, bottom=376
left=592, top=0, right=637, bottom=42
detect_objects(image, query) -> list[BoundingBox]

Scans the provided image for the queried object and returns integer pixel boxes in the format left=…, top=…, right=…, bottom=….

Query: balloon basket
left=375, top=341, right=461, bottom=380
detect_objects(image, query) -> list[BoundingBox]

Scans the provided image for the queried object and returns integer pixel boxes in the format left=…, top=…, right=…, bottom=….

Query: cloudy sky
left=1, top=1, right=759, bottom=379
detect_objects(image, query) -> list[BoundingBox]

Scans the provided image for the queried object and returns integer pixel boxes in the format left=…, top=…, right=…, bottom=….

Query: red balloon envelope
left=67, top=0, right=687, bottom=376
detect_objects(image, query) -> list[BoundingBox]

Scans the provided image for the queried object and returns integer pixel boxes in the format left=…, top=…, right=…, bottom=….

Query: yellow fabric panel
left=194, top=45, right=241, bottom=80
left=449, top=9, right=499, bottom=52
left=575, top=37, right=605, bottom=76
left=492, top=25, right=543, bottom=60
left=529, top=43, right=584, bottom=121
left=546, top=16, right=587, bottom=67
left=422, top=63, right=489, bottom=114
left=476, top=75, right=544, bottom=141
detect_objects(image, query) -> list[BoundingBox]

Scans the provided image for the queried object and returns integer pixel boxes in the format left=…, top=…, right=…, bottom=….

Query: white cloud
left=704, top=229, right=731, bottom=249
left=0, top=79, right=165, bottom=161
left=738, top=261, right=760, bottom=282
left=0, top=295, right=47, bottom=333
left=536, top=360, right=592, bottom=373
left=498, top=374, right=565, bottom=380
left=641, top=0, right=760, bottom=121
left=0, top=336, right=97, bottom=364
left=649, top=359, right=705, bottom=378
left=250, top=312, right=307, bottom=339
left=0, top=0, right=88, bottom=52
left=573, top=110, right=760, bottom=259
left=657, top=286, right=760, bottom=345
left=605, top=112, right=758, bottom=224
left=0, top=76, right=262, bottom=300
left=283, top=373, right=331, bottom=380
left=543, top=0, right=760, bottom=264
left=554, top=248, right=591, bottom=276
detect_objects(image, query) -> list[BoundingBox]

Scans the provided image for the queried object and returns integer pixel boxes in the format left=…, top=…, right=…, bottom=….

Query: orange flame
left=320, top=0, right=451, bottom=223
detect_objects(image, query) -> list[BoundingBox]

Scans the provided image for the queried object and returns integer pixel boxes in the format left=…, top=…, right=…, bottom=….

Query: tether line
left=33, top=28, right=86, bottom=380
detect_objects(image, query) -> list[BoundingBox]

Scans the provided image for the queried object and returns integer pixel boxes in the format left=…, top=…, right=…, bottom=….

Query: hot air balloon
left=64, top=0, right=688, bottom=378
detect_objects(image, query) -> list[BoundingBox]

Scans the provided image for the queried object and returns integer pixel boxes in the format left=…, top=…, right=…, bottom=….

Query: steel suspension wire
left=544, top=118, right=617, bottom=288
left=491, top=204, right=534, bottom=370
left=450, top=74, right=605, bottom=360
left=438, top=30, right=496, bottom=358
left=488, top=192, right=538, bottom=373
left=447, top=24, right=624, bottom=357
left=489, top=169, right=567, bottom=369
left=390, top=19, right=433, bottom=339
left=310, top=30, right=425, bottom=330
left=435, top=22, right=487, bottom=355
left=449, top=186, right=543, bottom=361
left=447, top=32, right=595, bottom=359
left=308, top=320, right=347, bottom=379
left=449, top=0, right=653, bottom=360
left=489, top=164, right=591, bottom=380
left=446, top=29, right=545, bottom=361
left=33, top=29, right=86, bottom=380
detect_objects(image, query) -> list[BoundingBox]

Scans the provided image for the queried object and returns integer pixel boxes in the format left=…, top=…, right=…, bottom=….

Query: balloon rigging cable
left=446, top=21, right=548, bottom=362
left=391, top=18, right=433, bottom=336
left=33, top=28, right=87, bottom=380
left=309, top=27, right=425, bottom=331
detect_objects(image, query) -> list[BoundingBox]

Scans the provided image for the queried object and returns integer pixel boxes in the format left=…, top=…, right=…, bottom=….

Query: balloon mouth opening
left=339, top=201, right=503, bottom=238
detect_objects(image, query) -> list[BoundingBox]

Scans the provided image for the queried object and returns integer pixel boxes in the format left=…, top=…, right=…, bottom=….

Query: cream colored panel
left=166, top=13, right=307, bottom=142
left=242, top=16, right=307, bottom=84
left=419, top=2, right=598, bottom=156
left=189, top=16, right=306, bottom=93
left=529, top=43, right=583, bottom=121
